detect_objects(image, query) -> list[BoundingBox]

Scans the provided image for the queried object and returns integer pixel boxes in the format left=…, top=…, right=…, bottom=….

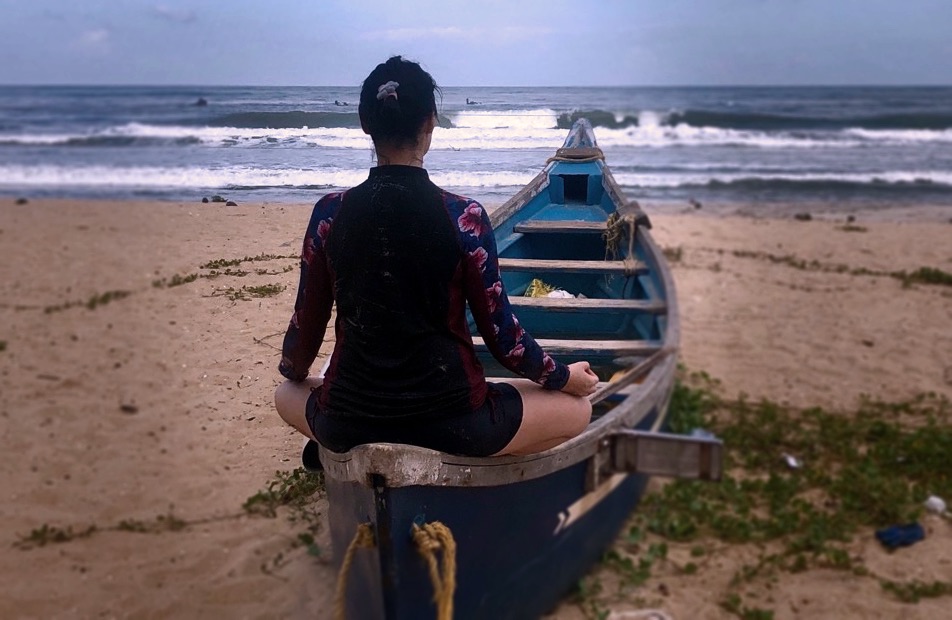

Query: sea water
left=1, top=85, right=951, bottom=217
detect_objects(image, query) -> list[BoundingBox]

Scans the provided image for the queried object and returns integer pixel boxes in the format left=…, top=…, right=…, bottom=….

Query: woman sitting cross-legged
left=274, top=56, right=597, bottom=457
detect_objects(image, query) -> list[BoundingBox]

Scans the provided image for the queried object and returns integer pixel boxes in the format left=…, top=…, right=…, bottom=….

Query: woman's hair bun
left=359, top=56, right=440, bottom=148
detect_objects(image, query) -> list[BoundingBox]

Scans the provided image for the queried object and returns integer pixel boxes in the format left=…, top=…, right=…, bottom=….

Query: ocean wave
left=203, top=107, right=952, bottom=133
left=0, top=164, right=536, bottom=191
left=666, top=109, right=952, bottom=131
left=557, top=110, right=640, bottom=129
left=612, top=170, right=952, bottom=190
left=4, top=117, right=952, bottom=151
left=559, top=107, right=952, bottom=137
left=449, top=108, right=559, bottom=131
left=206, top=110, right=456, bottom=129
left=843, top=127, right=952, bottom=143
left=207, top=111, right=361, bottom=129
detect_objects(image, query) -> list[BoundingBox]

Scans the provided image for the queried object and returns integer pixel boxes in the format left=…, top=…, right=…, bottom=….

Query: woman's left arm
left=278, top=196, right=338, bottom=382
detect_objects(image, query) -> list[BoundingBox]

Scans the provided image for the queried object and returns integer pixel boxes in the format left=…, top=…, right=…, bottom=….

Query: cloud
left=74, top=28, right=111, bottom=53
left=361, top=27, right=464, bottom=41
left=151, top=4, right=197, bottom=24
left=361, top=25, right=551, bottom=43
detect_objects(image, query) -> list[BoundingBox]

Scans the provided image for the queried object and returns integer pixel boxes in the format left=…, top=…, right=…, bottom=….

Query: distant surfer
left=466, top=97, right=480, bottom=105
left=334, top=100, right=349, bottom=106
left=194, top=97, right=208, bottom=107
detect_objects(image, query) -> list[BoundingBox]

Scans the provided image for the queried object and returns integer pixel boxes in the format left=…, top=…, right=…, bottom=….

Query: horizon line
left=2, top=82, right=952, bottom=89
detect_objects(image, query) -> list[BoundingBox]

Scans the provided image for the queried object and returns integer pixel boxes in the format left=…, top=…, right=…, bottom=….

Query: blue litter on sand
left=875, top=522, right=925, bottom=549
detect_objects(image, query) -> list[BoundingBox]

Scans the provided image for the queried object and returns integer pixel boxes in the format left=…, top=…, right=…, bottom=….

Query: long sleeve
left=453, top=198, right=569, bottom=390
left=278, top=194, right=340, bottom=382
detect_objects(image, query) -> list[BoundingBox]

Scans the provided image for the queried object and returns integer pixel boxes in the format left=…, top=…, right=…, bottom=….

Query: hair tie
left=376, top=81, right=399, bottom=101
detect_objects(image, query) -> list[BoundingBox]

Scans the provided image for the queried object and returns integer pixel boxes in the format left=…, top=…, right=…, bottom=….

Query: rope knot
left=412, top=521, right=457, bottom=620
left=335, top=520, right=457, bottom=620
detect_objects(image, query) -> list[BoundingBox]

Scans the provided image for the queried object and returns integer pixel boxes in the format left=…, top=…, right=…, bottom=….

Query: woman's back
left=320, top=166, right=484, bottom=419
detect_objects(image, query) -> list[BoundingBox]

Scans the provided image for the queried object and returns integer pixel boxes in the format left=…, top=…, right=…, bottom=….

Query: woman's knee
left=274, top=380, right=305, bottom=423
left=274, top=381, right=291, bottom=415
left=562, top=397, right=592, bottom=437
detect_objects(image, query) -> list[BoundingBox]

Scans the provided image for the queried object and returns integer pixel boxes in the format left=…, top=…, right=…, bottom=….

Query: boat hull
left=329, top=409, right=662, bottom=619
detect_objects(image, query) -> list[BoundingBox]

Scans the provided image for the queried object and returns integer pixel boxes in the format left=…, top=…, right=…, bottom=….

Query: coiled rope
left=545, top=146, right=605, bottom=164
left=603, top=211, right=640, bottom=276
left=334, top=520, right=457, bottom=620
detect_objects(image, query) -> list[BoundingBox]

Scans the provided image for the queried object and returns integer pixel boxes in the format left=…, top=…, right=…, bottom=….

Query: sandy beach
left=1, top=197, right=950, bottom=619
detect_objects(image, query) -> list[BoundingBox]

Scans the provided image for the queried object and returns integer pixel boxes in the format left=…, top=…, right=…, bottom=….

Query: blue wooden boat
left=310, top=120, right=722, bottom=619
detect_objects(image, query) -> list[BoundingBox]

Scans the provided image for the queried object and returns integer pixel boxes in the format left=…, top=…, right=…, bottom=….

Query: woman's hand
left=561, top=361, right=599, bottom=397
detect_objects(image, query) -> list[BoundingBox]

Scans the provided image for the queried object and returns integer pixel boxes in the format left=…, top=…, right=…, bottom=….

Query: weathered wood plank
left=513, top=220, right=607, bottom=234
left=498, top=258, right=647, bottom=275
left=473, top=337, right=663, bottom=357
left=509, top=297, right=666, bottom=313
left=608, top=430, right=723, bottom=481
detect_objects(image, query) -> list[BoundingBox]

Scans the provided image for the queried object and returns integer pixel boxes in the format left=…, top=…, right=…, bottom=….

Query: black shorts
left=306, top=382, right=524, bottom=457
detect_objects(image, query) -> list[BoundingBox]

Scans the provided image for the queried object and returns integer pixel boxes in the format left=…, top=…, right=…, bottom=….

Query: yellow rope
left=603, top=212, right=639, bottom=275
left=412, top=521, right=457, bottom=620
left=334, top=520, right=457, bottom=620
left=545, top=146, right=605, bottom=164
left=334, top=522, right=375, bottom=620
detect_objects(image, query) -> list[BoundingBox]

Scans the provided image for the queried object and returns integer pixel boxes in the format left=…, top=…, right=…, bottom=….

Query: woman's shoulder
left=305, top=191, right=347, bottom=242
left=313, top=191, right=346, bottom=215
left=433, top=189, right=494, bottom=246
left=438, top=189, right=491, bottom=225
left=439, top=188, right=481, bottom=210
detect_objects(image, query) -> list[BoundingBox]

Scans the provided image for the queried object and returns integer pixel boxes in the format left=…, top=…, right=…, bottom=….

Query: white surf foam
left=0, top=164, right=537, bottom=190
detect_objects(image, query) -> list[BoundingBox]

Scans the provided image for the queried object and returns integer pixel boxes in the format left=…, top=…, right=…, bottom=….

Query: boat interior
left=472, top=163, right=666, bottom=374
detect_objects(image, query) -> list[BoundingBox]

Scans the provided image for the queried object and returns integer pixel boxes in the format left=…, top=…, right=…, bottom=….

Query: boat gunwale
left=318, top=356, right=677, bottom=488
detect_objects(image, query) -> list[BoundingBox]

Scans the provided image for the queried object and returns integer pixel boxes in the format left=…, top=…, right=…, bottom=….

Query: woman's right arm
left=278, top=194, right=340, bottom=382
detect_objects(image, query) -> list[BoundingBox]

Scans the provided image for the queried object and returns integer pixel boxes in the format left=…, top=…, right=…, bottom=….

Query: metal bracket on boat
left=586, top=430, right=723, bottom=491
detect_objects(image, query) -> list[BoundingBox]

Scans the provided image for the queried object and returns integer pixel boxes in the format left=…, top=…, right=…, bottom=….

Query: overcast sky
left=1, top=0, right=950, bottom=86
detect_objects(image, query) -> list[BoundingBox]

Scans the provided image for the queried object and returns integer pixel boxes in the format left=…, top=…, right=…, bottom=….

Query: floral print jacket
left=279, top=166, right=568, bottom=418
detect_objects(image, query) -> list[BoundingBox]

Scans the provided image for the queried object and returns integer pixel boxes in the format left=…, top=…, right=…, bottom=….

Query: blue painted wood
left=335, top=411, right=661, bottom=620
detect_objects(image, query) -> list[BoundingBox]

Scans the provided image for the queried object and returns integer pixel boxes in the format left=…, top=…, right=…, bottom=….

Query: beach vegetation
left=14, top=507, right=196, bottom=550
left=732, top=250, right=952, bottom=289
left=662, top=246, right=683, bottom=263
left=575, top=371, right=952, bottom=617
left=43, top=290, right=131, bottom=313
left=115, top=510, right=188, bottom=534
left=0, top=340, right=6, bottom=352
left=896, top=266, right=952, bottom=288
left=14, top=523, right=97, bottom=549
left=152, top=254, right=296, bottom=289
left=243, top=467, right=324, bottom=518
left=880, top=579, right=952, bottom=603
left=200, top=253, right=298, bottom=270
left=152, top=272, right=200, bottom=288
left=211, top=283, right=286, bottom=301
left=571, top=576, right=610, bottom=620
left=720, top=593, right=775, bottom=620
left=837, top=224, right=868, bottom=233
left=244, top=468, right=326, bottom=571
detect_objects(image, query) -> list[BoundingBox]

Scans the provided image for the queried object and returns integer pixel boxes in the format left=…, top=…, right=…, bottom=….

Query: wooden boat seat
left=472, top=337, right=663, bottom=357
left=513, top=220, right=607, bottom=234
left=508, top=297, right=666, bottom=313
left=498, top=257, right=647, bottom=275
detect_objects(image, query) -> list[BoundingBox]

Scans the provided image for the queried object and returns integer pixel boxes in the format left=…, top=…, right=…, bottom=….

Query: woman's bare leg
left=274, top=377, right=323, bottom=441
left=493, top=379, right=592, bottom=456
